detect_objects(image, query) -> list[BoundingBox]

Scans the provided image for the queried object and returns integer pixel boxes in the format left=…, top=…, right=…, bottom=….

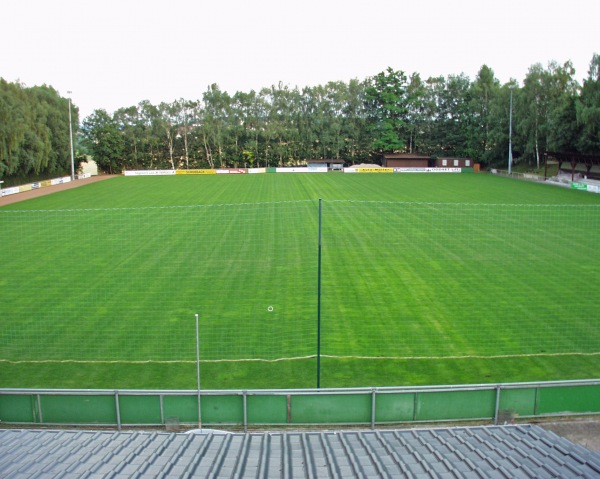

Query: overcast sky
left=2, top=0, right=598, bottom=119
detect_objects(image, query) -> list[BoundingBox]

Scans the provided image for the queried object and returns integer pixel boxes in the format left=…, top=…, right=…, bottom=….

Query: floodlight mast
left=508, top=84, right=515, bottom=175
left=67, top=91, right=75, bottom=181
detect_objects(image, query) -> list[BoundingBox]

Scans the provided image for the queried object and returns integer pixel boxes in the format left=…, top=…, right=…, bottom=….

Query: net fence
left=1, top=200, right=599, bottom=364
left=322, top=201, right=600, bottom=358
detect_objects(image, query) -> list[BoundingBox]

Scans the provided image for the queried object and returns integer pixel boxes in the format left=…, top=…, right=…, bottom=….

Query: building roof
left=383, top=153, right=432, bottom=159
left=1, top=425, right=600, bottom=478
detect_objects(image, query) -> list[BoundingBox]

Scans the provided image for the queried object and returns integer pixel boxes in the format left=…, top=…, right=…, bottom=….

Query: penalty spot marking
left=267, top=306, right=274, bottom=312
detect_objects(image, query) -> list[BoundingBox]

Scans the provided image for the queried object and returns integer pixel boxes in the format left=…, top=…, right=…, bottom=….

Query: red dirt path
left=0, top=175, right=117, bottom=206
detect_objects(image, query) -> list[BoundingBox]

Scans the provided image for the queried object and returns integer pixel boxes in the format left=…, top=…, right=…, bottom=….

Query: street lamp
left=508, top=84, right=515, bottom=175
left=67, top=91, right=75, bottom=181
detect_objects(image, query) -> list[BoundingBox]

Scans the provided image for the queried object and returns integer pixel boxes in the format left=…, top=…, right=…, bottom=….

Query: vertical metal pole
left=413, top=393, right=418, bottom=421
left=317, top=199, right=323, bottom=389
left=159, top=395, right=165, bottom=425
left=508, top=86, right=514, bottom=175
left=243, top=391, right=248, bottom=433
left=36, top=394, right=43, bottom=424
left=68, top=93, right=75, bottom=181
left=371, top=389, right=376, bottom=430
left=115, top=390, right=121, bottom=431
left=195, top=313, right=202, bottom=429
left=494, top=385, right=501, bottom=425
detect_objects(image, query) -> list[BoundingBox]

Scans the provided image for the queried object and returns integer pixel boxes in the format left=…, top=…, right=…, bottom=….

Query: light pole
left=508, top=85, right=514, bottom=175
left=67, top=91, right=75, bottom=181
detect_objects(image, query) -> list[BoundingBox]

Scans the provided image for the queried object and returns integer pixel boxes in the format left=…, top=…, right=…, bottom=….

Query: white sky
left=2, top=0, right=598, bottom=119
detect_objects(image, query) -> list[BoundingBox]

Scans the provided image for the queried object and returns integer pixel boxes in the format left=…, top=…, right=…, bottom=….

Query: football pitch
left=1, top=173, right=600, bottom=390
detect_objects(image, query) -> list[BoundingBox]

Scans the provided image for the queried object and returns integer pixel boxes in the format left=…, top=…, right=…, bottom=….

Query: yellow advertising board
left=175, top=169, right=217, bottom=175
left=357, top=168, right=393, bottom=173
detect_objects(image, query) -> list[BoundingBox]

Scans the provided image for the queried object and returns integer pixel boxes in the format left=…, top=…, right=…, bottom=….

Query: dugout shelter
left=545, top=151, right=600, bottom=181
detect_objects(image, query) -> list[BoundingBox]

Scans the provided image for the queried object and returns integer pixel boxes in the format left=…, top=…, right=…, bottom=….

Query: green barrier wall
left=41, top=395, right=117, bottom=424
left=164, top=395, right=198, bottom=423
left=375, top=392, right=415, bottom=422
left=1, top=381, right=599, bottom=429
left=248, top=395, right=288, bottom=424
left=119, top=395, right=162, bottom=425
left=203, top=395, right=244, bottom=424
left=538, top=385, right=600, bottom=414
left=290, top=394, right=372, bottom=424
left=499, top=387, right=537, bottom=417
left=0, top=394, right=35, bottom=423
left=416, top=389, right=496, bottom=421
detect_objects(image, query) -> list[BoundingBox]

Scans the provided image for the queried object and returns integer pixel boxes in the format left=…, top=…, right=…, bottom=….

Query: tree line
left=0, top=80, right=79, bottom=182
left=1, top=54, right=598, bottom=180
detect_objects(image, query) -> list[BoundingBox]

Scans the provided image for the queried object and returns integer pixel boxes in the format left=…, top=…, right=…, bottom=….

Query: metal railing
left=1, top=379, right=599, bottom=431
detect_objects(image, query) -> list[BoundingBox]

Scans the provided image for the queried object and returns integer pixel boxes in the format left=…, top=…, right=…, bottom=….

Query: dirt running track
left=0, top=175, right=117, bottom=207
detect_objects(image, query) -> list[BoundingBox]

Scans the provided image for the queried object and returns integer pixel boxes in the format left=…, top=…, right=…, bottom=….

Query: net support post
left=195, top=313, right=202, bottom=429
left=317, top=198, right=323, bottom=389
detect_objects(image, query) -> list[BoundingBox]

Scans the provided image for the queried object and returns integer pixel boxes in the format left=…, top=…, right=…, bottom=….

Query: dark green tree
left=469, top=65, right=500, bottom=164
left=576, top=53, right=600, bottom=153
left=81, top=109, right=124, bottom=174
left=365, top=68, right=409, bottom=156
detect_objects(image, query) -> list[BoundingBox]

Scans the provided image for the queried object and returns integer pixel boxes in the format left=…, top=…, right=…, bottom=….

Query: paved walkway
left=540, top=419, right=600, bottom=452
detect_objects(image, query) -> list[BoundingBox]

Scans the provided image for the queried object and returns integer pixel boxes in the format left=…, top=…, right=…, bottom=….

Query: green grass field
left=1, top=173, right=600, bottom=390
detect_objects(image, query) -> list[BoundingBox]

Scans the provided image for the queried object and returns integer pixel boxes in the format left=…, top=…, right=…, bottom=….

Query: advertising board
left=394, top=168, right=461, bottom=173
left=275, top=167, right=327, bottom=173
left=124, top=170, right=176, bottom=176
left=358, top=168, right=393, bottom=173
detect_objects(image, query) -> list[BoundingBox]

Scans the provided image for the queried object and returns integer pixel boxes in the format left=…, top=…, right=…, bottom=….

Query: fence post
left=159, top=395, right=165, bottom=425
left=371, top=389, right=377, bottom=430
left=413, top=393, right=418, bottom=421
left=115, top=390, right=121, bottom=431
left=36, top=394, right=42, bottom=424
left=243, top=391, right=248, bottom=433
left=494, top=385, right=501, bottom=425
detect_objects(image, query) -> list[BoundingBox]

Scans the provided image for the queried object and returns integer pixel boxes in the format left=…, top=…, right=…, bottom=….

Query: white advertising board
left=394, top=168, right=461, bottom=173
left=1, top=186, right=20, bottom=196
left=124, top=170, right=176, bottom=176
left=276, top=167, right=327, bottom=173
left=50, top=177, right=72, bottom=185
